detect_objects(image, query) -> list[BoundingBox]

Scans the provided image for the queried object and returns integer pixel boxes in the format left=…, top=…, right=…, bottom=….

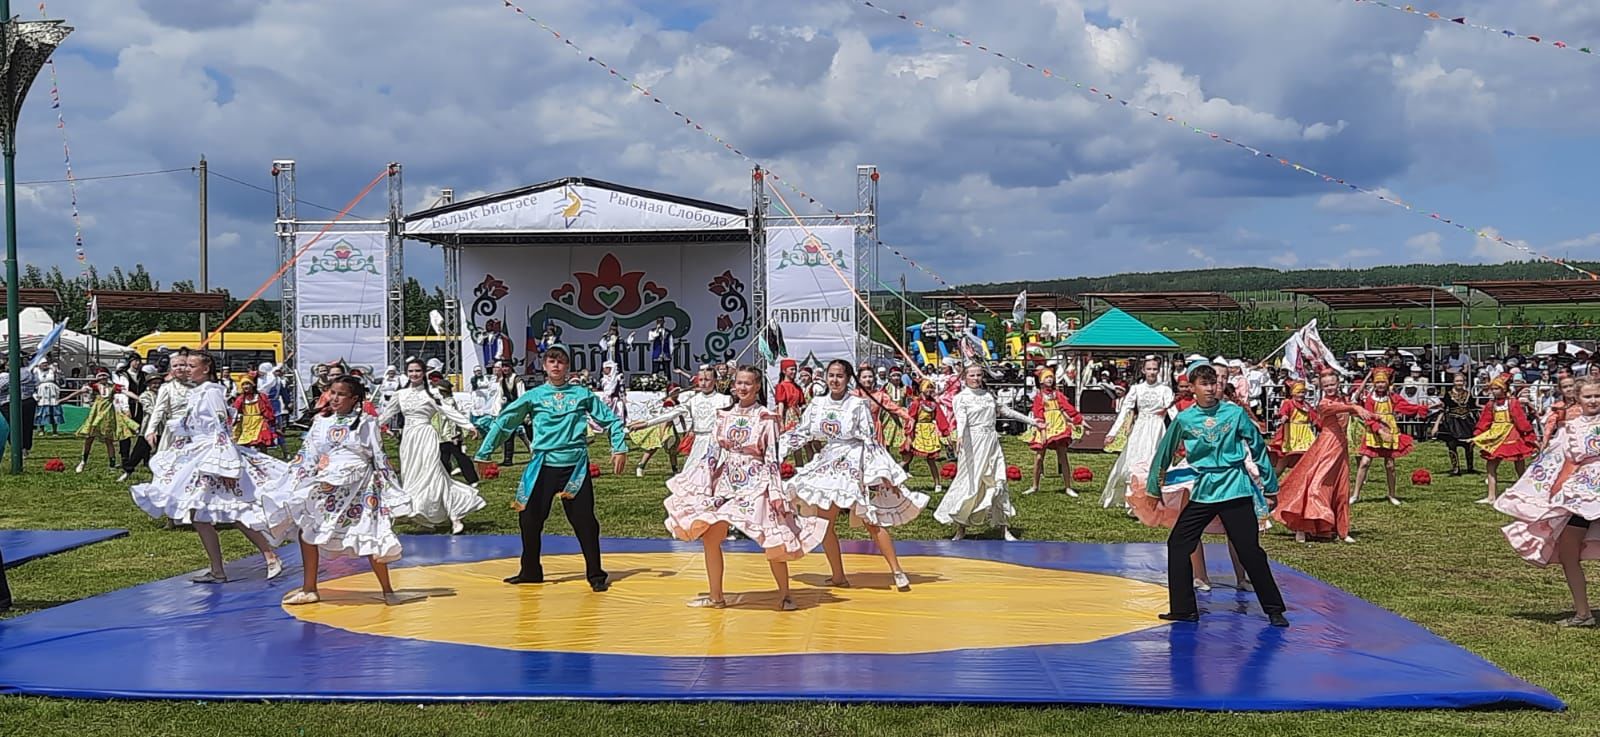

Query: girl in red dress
left=1025, top=369, right=1084, bottom=496
left=1473, top=373, right=1537, bottom=504
left=1274, top=371, right=1389, bottom=543
left=773, top=358, right=809, bottom=463
left=1353, top=367, right=1425, bottom=506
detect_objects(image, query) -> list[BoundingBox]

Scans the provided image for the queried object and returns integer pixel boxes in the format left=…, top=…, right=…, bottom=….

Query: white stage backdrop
left=764, top=225, right=858, bottom=368
left=293, top=232, right=390, bottom=387
left=459, top=244, right=752, bottom=376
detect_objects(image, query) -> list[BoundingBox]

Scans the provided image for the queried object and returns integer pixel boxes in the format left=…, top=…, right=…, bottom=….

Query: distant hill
left=945, top=261, right=1600, bottom=297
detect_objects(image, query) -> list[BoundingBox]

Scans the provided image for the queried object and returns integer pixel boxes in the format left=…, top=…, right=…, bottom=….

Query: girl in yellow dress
left=66, top=368, right=136, bottom=473
left=231, top=377, right=279, bottom=450
left=1025, top=369, right=1084, bottom=496
left=1269, top=380, right=1316, bottom=476
left=902, top=379, right=949, bottom=492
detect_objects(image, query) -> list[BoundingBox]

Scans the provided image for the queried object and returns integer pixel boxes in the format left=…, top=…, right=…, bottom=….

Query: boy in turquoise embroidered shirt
left=476, top=344, right=627, bottom=592
left=1147, top=364, right=1289, bottom=627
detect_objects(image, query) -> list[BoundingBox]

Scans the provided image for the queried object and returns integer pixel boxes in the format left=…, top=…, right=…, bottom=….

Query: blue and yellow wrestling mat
left=0, top=535, right=1561, bottom=710
left=0, top=529, right=128, bottom=568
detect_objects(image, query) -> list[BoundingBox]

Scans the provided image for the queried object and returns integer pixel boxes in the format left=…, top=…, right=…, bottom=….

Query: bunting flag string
left=1152, top=321, right=1600, bottom=334
left=850, top=0, right=1599, bottom=280
left=38, top=1, right=88, bottom=276
left=494, top=0, right=1005, bottom=319
left=1345, top=0, right=1595, bottom=58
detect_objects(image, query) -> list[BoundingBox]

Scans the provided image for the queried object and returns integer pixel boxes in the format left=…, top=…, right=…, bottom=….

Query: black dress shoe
left=590, top=579, right=610, bottom=592
left=1268, top=613, right=1291, bottom=628
left=503, top=574, right=544, bottom=585
left=1158, top=611, right=1199, bottom=623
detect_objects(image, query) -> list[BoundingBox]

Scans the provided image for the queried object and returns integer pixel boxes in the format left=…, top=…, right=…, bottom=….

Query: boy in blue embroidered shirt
left=477, top=344, right=628, bottom=592
left=1147, top=364, right=1289, bottom=627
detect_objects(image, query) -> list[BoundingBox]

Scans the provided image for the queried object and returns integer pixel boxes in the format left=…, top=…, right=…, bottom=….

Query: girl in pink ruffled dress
left=664, top=366, right=827, bottom=611
left=1495, top=376, right=1600, bottom=627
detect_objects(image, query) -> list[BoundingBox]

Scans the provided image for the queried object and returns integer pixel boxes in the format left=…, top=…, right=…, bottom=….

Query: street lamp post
left=1, top=3, right=71, bottom=474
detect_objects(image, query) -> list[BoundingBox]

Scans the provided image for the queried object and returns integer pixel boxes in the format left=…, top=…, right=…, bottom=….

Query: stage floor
left=0, top=535, right=1561, bottom=710
left=1, top=529, right=128, bottom=568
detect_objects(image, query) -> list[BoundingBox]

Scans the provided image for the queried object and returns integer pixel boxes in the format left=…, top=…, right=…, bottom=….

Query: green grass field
left=0, top=431, right=1594, bottom=736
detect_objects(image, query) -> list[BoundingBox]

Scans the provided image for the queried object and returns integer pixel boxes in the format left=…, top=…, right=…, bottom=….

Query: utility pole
left=198, top=154, right=208, bottom=338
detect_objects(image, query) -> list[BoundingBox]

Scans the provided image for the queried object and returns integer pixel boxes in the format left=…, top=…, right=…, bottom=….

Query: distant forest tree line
left=951, top=260, right=1600, bottom=298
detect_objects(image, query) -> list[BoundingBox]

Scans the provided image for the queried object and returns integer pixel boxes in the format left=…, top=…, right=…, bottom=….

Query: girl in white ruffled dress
left=273, top=376, right=411, bottom=606
left=380, top=359, right=484, bottom=534
left=1495, top=375, right=1600, bottom=627
left=934, top=364, right=1045, bottom=541
left=130, top=351, right=289, bottom=584
left=778, top=359, right=928, bottom=591
left=664, top=366, right=827, bottom=610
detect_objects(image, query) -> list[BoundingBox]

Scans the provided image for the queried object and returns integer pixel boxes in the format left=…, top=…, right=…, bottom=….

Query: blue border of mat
left=0, top=529, right=128, bottom=568
left=0, top=536, right=1563, bottom=710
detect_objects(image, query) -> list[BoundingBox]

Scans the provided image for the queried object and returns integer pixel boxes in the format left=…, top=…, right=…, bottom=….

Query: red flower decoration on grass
left=1005, top=465, right=1022, bottom=482
left=481, top=463, right=502, bottom=480
left=589, top=461, right=602, bottom=478
left=940, top=462, right=958, bottom=480
left=1072, top=466, right=1093, bottom=483
left=1411, top=469, right=1432, bottom=486
left=43, top=458, right=66, bottom=473
left=780, top=462, right=796, bottom=479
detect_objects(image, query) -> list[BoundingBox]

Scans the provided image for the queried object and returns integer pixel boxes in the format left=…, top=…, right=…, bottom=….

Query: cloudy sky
left=10, top=0, right=1600, bottom=293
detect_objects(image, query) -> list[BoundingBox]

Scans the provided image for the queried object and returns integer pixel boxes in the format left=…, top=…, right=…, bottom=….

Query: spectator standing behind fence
left=1446, top=343, right=1473, bottom=382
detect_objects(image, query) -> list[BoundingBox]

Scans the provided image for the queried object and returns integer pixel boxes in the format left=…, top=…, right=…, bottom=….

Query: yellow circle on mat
left=284, top=552, right=1168, bottom=657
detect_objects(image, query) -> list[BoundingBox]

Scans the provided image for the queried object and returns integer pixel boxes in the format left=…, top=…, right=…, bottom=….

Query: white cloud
left=1331, top=223, right=1354, bottom=233
left=1404, top=231, right=1444, bottom=260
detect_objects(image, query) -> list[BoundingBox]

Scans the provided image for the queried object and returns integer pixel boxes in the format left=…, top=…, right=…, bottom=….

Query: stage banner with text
left=293, top=232, right=390, bottom=389
left=458, top=243, right=752, bottom=377
left=764, top=225, right=858, bottom=368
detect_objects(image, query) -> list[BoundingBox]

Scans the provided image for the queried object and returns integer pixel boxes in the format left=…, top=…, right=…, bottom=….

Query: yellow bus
left=126, top=331, right=460, bottom=384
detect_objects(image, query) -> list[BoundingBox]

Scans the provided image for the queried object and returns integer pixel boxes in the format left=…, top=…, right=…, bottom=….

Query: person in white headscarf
left=379, top=365, right=403, bottom=404
left=598, top=360, right=627, bottom=423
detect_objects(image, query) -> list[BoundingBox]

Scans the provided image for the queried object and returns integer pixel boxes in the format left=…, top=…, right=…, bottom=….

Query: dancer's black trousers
left=18, top=398, right=35, bottom=453
left=439, top=442, right=479, bottom=484
left=121, top=436, right=154, bottom=474
left=518, top=465, right=605, bottom=586
left=1166, top=496, right=1286, bottom=616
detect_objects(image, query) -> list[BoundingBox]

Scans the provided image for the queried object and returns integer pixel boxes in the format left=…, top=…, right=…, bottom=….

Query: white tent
left=0, top=307, right=133, bottom=374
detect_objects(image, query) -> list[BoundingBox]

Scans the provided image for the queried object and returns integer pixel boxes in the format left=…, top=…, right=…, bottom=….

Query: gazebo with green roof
left=1054, top=308, right=1177, bottom=451
left=1058, top=308, right=1179, bottom=352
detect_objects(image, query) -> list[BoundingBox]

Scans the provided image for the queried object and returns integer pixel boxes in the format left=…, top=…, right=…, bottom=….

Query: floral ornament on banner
left=1346, top=0, right=1594, bottom=59
left=531, top=253, right=691, bottom=342
left=700, top=270, right=751, bottom=364
left=850, top=0, right=1598, bottom=280
left=494, top=0, right=1006, bottom=318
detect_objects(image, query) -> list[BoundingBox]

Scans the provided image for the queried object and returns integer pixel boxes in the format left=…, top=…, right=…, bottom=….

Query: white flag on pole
left=1282, top=319, right=1349, bottom=379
